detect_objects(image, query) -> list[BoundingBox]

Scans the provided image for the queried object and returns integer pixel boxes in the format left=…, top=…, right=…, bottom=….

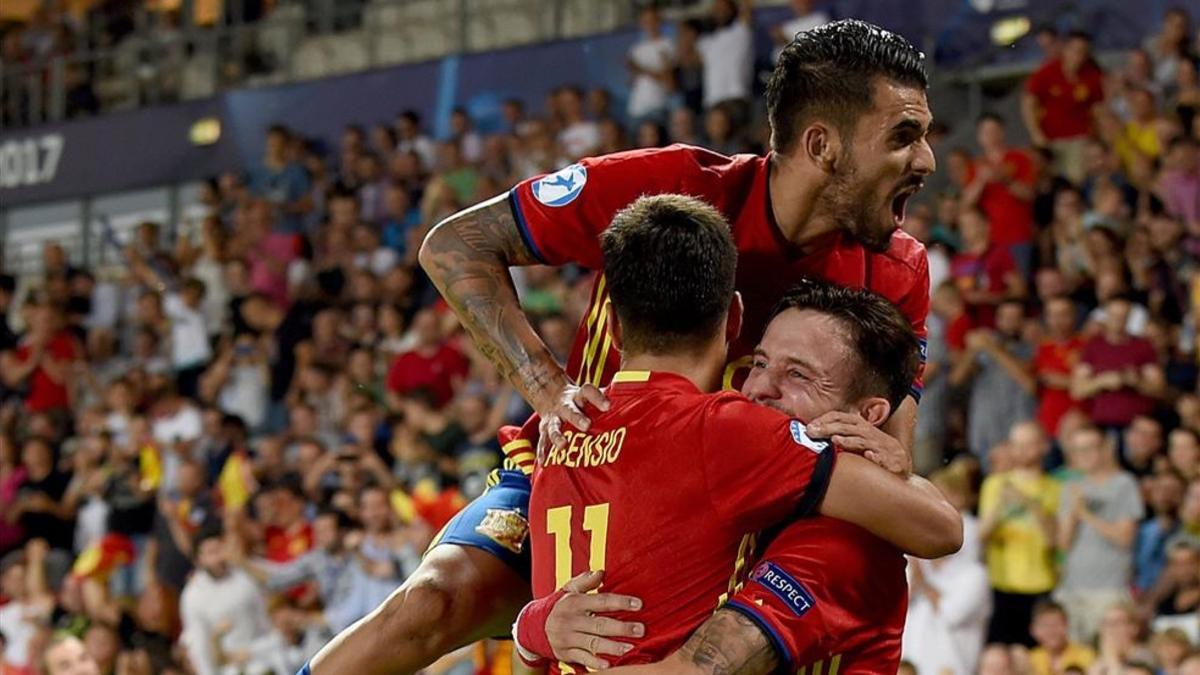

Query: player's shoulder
left=699, top=394, right=830, bottom=452
left=877, top=229, right=928, bottom=276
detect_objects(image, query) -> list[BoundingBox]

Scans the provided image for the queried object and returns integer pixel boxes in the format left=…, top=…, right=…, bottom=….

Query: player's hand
left=808, top=412, right=911, bottom=476
left=517, top=570, right=644, bottom=670
left=540, top=382, right=611, bottom=451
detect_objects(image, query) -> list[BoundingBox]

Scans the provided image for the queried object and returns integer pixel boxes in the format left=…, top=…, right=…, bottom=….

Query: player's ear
left=725, top=292, right=743, bottom=344
left=606, top=300, right=623, bottom=352
left=802, top=123, right=841, bottom=174
left=858, top=397, right=892, bottom=427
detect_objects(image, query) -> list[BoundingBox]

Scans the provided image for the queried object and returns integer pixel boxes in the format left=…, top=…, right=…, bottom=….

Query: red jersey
left=385, top=344, right=470, bottom=408
left=966, top=151, right=1035, bottom=246
left=528, top=371, right=836, bottom=672
left=950, top=246, right=1016, bottom=326
left=509, top=145, right=930, bottom=399
left=728, top=518, right=907, bottom=674
left=14, top=332, right=79, bottom=413
left=1034, top=336, right=1083, bottom=435
left=1025, top=58, right=1105, bottom=140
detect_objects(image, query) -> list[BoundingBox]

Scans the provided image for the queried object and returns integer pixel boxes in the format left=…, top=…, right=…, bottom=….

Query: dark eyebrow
left=891, top=118, right=926, bottom=135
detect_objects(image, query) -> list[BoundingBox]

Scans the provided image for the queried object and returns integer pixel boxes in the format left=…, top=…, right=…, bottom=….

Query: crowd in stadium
left=0, top=0, right=1200, bottom=674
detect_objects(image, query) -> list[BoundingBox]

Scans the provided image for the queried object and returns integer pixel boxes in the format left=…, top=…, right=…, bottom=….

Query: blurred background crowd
left=2, top=0, right=1200, bottom=674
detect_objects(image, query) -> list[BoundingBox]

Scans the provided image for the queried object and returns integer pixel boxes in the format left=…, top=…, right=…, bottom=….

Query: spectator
left=963, top=113, right=1038, bottom=275
left=1028, top=600, right=1096, bottom=675
left=979, top=421, right=1059, bottom=646
left=449, top=107, right=482, bottom=165
left=1, top=300, right=80, bottom=417
left=952, top=300, right=1037, bottom=463
left=41, top=634, right=99, bottom=675
left=697, top=0, right=754, bottom=123
left=1121, top=415, right=1164, bottom=477
left=673, top=19, right=705, bottom=114
left=247, top=125, right=312, bottom=234
left=1144, top=8, right=1193, bottom=91
left=1034, top=295, right=1084, bottom=438
left=903, top=464, right=990, bottom=675
left=1160, top=135, right=1200, bottom=230
left=395, top=110, right=436, bottom=172
left=557, top=87, right=600, bottom=160
left=951, top=208, right=1027, bottom=327
left=1056, top=426, right=1144, bottom=643
left=916, top=281, right=961, bottom=473
left=179, top=526, right=291, bottom=675
left=1022, top=31, right=1106, bottom=182
left=626, top=5, right=674, bottom=125
left=385, top=309, right=468, bottom=410
left=703, top=104, right=745, bottom=156
left=1140, top=540, right=1200, bottom=630
left=1071, top=294, right=1166, bottom=430
left=14, top=437, right=76, bottom=553
left=770, top=0, right=829, bottom=63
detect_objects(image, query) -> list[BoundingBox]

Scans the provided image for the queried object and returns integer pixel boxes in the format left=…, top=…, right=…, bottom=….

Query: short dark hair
left=977, top=112, right=1005, bottom=127
left=767, top=19, right=927, bottom=153
left=1032, top=599, right=1067, bottom=620
left=398, top=110, right=420, bottom=125
left=600, top=194, right=736, bottom=355
left=267, top=124, right=289, bottom=138
left=769, top=278, right=919, bottom=411
left=1066, top=30, right=1092, bottom=43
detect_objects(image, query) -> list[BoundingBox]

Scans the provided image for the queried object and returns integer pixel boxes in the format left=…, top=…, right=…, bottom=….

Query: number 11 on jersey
left=546, top=503, right=611, bottom=589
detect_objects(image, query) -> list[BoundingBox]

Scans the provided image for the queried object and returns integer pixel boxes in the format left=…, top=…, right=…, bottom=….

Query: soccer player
left=516, top=280, right=926, bottom=673
left=306, top=19, right=935, bottom=675
left=512, top=194, right=955, bottom=674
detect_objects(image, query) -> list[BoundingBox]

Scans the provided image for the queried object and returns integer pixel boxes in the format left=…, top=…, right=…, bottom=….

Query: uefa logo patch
left=790, top=420, right=828, bottom=454
left=531, top=164, right=587, bottom=207
left=750, top=560, right=815, bottom=617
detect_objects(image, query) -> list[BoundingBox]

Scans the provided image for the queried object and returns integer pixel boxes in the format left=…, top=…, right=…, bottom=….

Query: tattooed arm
left=604, top=609, right=779, bottom=675
left=418, top=194, right=574, bottom=416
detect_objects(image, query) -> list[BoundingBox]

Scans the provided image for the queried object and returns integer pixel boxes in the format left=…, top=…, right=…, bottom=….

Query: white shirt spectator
left=559, top=121, right=601, bottom=160
left=903, top=514, right=990, bottom=675
left=0, top=598, right=39, bottom=668
left=355, top=248, right=400, bottom=277
left=152, top=401, right=204, bottom=496
left=397, top=136, right=437, bottom=172
left=1088, top=302, right=1150, bottom=337
left=627, top=35, right=675, bottom=120
left=164, top=293, right=213, bottom=370
left=698, top=20, right=755, bottom=108
left=180, top=567, right=292, bottom=675
left=189, top=258, right=229, bottom=338
left=459, top=131, right=483, bottom=164
left=217, top=365, right=269, bottom=431
left=772, top=8, right=829, bottom=62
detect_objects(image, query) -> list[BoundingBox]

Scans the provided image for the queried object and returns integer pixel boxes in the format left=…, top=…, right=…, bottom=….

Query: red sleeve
left=1085, top=66, right=1106, bottom=104
left=1033, top=343, right=1051, bottom=374
left=898, top=254, right=930, bottom=401
left=701, top=397, right=835, bottom=534
left=1024, top=65, right=1046, bottom=95
left=508, top=146, right=691, bottom=268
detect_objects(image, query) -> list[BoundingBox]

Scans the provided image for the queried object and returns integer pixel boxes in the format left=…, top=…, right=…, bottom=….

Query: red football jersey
left=528, top=371, right=837, bottom=673
left=728, top=518, right=908, bottom=674
left=509, top=145, right=930, bottom=398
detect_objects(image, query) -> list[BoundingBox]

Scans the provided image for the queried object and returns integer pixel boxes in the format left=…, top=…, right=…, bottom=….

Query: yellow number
left=546, top=503, right=611, bottom=589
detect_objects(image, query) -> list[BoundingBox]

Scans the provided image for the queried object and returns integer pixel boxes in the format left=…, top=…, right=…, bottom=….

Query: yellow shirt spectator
left=1029, top=643, right=1096, bottom=675
left=980, top=471, right=1061, bottom=594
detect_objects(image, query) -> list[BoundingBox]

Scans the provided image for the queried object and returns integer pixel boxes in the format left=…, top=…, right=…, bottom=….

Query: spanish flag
left=390, top=480, right=465, bottom=531
left=71, top=533, right=136, bottom=582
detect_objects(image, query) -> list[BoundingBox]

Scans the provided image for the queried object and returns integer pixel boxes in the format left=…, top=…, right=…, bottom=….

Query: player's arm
left=604, top=609, right=778, bottom=675
left=418, top=194, right=577, bottom=422
left=306, top=545, right=530, bottom=675
left=821, top=455, right=962, bottom=559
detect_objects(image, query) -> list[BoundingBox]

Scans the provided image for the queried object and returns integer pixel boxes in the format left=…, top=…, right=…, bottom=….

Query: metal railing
left=0, top=0, right=642, bottom=129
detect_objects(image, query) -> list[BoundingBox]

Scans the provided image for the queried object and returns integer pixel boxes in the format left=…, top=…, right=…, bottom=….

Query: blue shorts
left=428, top=469, right=532, bottom=580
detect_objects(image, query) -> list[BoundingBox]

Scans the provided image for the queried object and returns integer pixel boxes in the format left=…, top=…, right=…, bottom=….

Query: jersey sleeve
left=700, top=397, right=836, bottom=534
left=899, top=252, right=930, bottom=402
left=507, top=146, right=690, bottom=268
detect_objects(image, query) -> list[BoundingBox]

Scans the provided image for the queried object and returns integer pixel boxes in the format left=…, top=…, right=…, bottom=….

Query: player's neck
left=768, top=155, right=837, bottom=252
left=622, top=350, right=725, bottom=394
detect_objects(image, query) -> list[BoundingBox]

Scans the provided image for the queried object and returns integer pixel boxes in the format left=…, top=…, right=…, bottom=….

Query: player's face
left=742, top=309, right=856, bottom=420
left=825, top=79, right=934, bottom=253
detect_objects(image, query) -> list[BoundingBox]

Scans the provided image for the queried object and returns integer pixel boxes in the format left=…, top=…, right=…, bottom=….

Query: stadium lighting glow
left=990, top=15, right=1031, bottom=46
left=189, top=117, right=221, bottom=145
